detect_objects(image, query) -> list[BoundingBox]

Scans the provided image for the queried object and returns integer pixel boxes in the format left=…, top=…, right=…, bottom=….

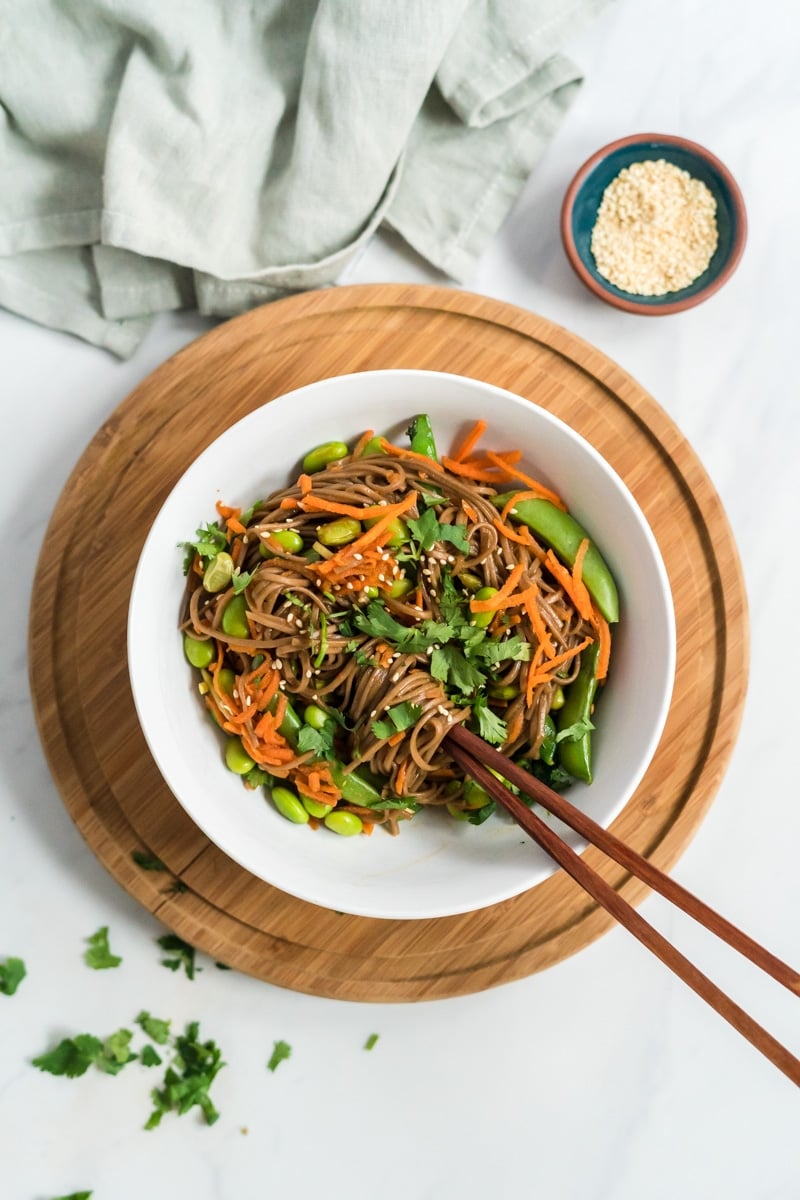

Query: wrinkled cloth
left=0, top=0, right=610, bottom=356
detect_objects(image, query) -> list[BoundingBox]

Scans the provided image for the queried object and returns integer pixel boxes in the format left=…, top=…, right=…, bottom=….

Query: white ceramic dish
left=128, top=369, right=676, bottom=920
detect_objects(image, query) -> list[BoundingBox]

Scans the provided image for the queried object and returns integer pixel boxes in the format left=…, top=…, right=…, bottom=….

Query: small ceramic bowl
left=560, top=133, right=747, bottom=315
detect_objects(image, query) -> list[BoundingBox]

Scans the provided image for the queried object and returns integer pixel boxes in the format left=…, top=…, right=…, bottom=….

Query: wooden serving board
left=28, top=284, right=748, bottom=1002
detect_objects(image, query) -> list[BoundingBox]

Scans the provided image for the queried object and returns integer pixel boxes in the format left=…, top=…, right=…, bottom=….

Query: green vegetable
left=302, top=795, right=335, bottom=818
left=84, top=925, right=122, bottom=970
left=364, top=1033, right=380, bottom=1051
left=488, top=683, right=518, bottom=700
left=297, top=722, right=336, bottom=762
left=324, top=810, right=363, bottom=836
left=216, top=667, right=236, bottom=695
left=259, top=528, right=304, bottom=557
left=329, top=762, right=385, bottom=807
left=364, top=514, right=410, bottom=546
left=313, top=609, right=329, bottom=668
left=471, top=695, right=508, bottom=746
left=146, top=1021, right=225, bottom=1129
left=357, top=435, right=385, bottom=456
left=446, top=802, right=471, bottom=821
left=407, top=508, right=470, bottom=555
left=467, top=800, right=496, bottom=825
left=550, top=685, right=566, bottom=711
left=183, top=633, right=215, bottom=669
left=225, top=736, right=256, bottom=775
left=136, top=1010, right=172, bottom=1045
left=140, top=1044, right=163, bottom=1068
left=50, top=1192, right=93, bottom=1199
left=132, top=850, right=166, bottom=871
left=406, top=414, right=438, bottom=460
left=388, top=577, right=413, bottom=599
left=231, top=568, right=254, bottom=594
left=221, top=593, right=250, bottom=638
left=33, top=1035, right=103, bottom=1078
left=302, top=440, right=350, bottom=473
left=202, top=551, right=234, bottom=593
left=458, top=570, right=483, bottom=592
left=97, top=1028, right=137, bottom=1075
left=463, top=779, right=492, bottom=810
left=317, top=517, right=362, bottom=547
left=471, top=587, right=498, bottom=629
left=267, top=1040, right=292, bottom=1072
left=492, top=493, right=619, bottom=623
left=539, top=714, right=557, bottom=765
left=271, top=786, right=310, bottom=824
left=181, top=522, right=227, bottom=575
left=371, top=701, right=423, bottom=741
left=556, top=641, right=601, bottom=783
left=0, top=956, right=26, bottom=996
left=304, top=703, right=331, bottom=730
left=157, top=933, right=200, bottom=980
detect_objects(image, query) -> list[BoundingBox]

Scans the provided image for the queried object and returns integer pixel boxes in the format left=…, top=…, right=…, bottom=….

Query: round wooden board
left=29, top=284, right=748, bottom=1002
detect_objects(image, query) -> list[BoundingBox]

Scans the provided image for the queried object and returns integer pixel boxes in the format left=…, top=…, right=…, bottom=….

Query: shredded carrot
left=469, top=563, right=525, bottom=612
left=462, top=500, right=480, bottom=522
left=451, top=419, right=487, bottom=463
left=395, top=761, right=408, bottom=793
left=571, top=538, right=593, bottom=620
left=414, top=585, right=423, bottom=610
left=279, top=497, right=299, bottom=510
left=592, top=608, right=611, bottom=681
left=522, top=584, right=555, bottom=659
left=463, top=449, right=522, bottom=468
left=292, top=763, right=341, bottom=804
left=525, top=636, right=594, bottom=691
left=506, top=709, right=525, bottom=744
left=525, top=644, right=546, bottom=706
left=483, top=453, right=565, bottom=509
left=361, top=820, right=374, bottom=836
left=378, top=438, right=442, bottom=472
left=387, top=731, right=405, bottom=747
left=215, top=501, right=239, bottom=520
left=300, top=494, right=407, bottom=521
left=352, top=428, right=375, bottom=458
left=492, top=517, right=533, bottom=547
left=544, top=550, right=593, bottom=622
left=298, top=473, right=313, bottom=496
left=441, top=456, right=510, bottom=483
left=312, top=492, right=418, bottom=584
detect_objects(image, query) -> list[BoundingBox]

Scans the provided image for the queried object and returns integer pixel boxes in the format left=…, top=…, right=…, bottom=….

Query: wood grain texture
left=28, top=284, right=749, bottom=1001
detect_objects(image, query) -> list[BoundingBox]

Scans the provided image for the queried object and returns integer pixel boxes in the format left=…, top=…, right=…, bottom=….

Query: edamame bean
left=362, top=585, right=380, bottom=599
left=271, top=786, right=310, bottom=824
left=364, top=515, right=409, bottom=547
left=388, top=577, right=413, bottom=599
left=458, top=571, right=483, bottom=592
left=472, top=586, right=497, bottom=628
left=463, top=779, right=492, bottom=809
left=302, top=441, right=350, bottom=474
left=216, top=667, right=235, bottom=696
left=183, top=634, right=215, bottom=669
left=221, top=593, right=250, bottom=638
left=489, top=683, right=518, bottom=700
left=225, top=737, right=256, bottom=775
left=317, top=518, right=362, bottom=547
left=203, top=551, right=234, bottom=593
left=304, top=703, right=331, bottom=730
left=302, top=796, right=335, bottom=818
left=259, top=529, right=304, bottom=557
left=492, top=493, right=619, bottom=623
left=446, top=802, right=471, bottom=821
left=550, top=686, right=565, bottom=710
left=324, top=810, right=363, bottom=836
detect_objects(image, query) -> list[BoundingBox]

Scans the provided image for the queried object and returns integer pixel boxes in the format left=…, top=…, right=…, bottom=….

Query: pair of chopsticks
left=445, top=723, right=800, bottom=1087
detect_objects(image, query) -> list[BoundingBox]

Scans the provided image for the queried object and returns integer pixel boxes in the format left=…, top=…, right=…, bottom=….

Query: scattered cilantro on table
left=136, top=1010, right=171, bottom=1045
left=50, top=1191, right=93, bottom=1199
left=131, top=850, right=166, bottom=871
left=84, top=925, right=122, bottom=970
left=140, top=1044, right=163, bottom=1067
left=266, top=1040, right=292, bottom=1072
left=364, top=1033, right=380, bottom=1051
left=97, top=1028, right=137, bottom=1076
left=33, top=1035, right=104, bottom=1079
left=157, top=933, right=200, bottom=979
left=146, top=1021, right=225, bottom=1129
left=0, top=955, right=26, bottom=995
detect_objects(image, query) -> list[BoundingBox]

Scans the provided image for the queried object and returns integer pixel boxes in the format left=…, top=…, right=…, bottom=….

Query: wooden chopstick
left=445, top=725, right=800, bottom=1088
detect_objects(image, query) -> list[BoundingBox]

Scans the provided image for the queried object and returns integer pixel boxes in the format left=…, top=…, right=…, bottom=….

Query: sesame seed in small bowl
left=560, top=133, right=747, bottom=315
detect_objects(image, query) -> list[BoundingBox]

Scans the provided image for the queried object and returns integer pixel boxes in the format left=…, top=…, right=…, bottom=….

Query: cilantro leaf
left=84, top=926, right=122, bottom=970
left=136, top=1011, right=172, bottom=1045
left=371, top=701, right=422, bottom=741
left=243, top=765, right=273, bottom=789
left=526, top=760, right=574, bottom=792
left=369, top=798, right=421, bottom=812
left=297, top=723, right=336, bottom=762
left=232, top=569, right=254, bottom=594
left=33, top=1035, right=103, bottom=1078
left=97, top=1028, right=137, bottom=1075
left=472, top=698, right=508, bottom=746
left=162, top=880, right=189, bottom=895
left=50, top=1192, right=93, bottom=1199
left=0, top=956, right=26, bottom=996
left=430, top=645, right=484, bottom=695
left=180, top=523, right=227, bottom=574
left=267, top=1040, right=292, bottom=1072
left=140, top=1044, right=163, bottom=1068
left=407, top=508, right=471, bottom=554
left=157, top=934, right=200, bottom=980
left=364, top=1033, right=379, bottom=1051
left=555, top=717, right=595, bottom=744
left=476, top=635, right=531, bottom=666
left=131, top=851, right=166, bottom=871
left=146, top=1021, right=225, bottom=1129
left=467, top=801, right=497, bottom=825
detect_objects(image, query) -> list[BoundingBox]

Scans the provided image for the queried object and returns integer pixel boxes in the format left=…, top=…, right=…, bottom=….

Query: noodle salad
left=180, top=416, right=619, bottom=836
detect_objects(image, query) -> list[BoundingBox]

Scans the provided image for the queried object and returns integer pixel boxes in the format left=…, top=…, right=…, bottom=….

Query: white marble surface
left=3, top=1, right=800, bottom=1196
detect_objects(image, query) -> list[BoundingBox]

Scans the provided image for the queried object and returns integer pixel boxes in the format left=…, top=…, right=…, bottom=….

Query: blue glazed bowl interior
left=570, top=141, right=740, bottom=305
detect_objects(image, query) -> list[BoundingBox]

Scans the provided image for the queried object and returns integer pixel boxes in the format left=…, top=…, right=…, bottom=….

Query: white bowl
left=128, top=370, right=675, bottom=920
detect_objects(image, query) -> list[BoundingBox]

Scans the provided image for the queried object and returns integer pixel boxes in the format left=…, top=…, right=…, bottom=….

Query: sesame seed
left=353, top=553, right=363, bottom=561
left=391, top=671, right=402, bottom=682
left=370, top=709, right=378, bottom=718
left=274, top=659, right=283, bottom=669
left=306, top=670, right=313, bottom=678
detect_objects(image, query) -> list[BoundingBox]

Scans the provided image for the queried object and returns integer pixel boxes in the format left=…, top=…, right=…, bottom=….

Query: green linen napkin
left=0, top=0, right=610, bottom=356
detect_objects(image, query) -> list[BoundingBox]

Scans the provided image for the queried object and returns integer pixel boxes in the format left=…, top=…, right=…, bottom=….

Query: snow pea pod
left=492, top=493, right=619, bottom=623
left=556, top=641, right=600, bottom=783
left=406, top=414, right=438, bottom=461
left=329, top=761, right=385, bottom=807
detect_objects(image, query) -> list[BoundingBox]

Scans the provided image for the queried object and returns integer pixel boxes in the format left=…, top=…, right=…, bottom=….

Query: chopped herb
left=526, top=761, right=573, bottom=792
left=215, top=962, right=232, bottom=970
left=267, top=1040, right=292, bottom=1072
left=232, top=568, right=254, bottom=594
left=478, top=634, right=531, bottom=665
left=157, top=934, right=200, bottom=980
left=472, top=697, right=508, bottom=746
left=243, top=765, right=273, bottom=789
left=33, top=1035, right=103, bottom=1078
left=369, top=797, right=421, bottom=812
left=313, top=610, right=328, bottom=668
left=364, top=1033, right=380, bottom=1051
left=407, top=508, right=471, bottom=555
left=297, top=722, right=336, bottom=762
left=372, top=701, right=423, bottom=741
left=97, top=1028, right=137, bottom=1076
left=146, top=1021, right=225, bottom=1129
left=162, top=880, right=189, bottom=896
left=136, top=1011, right=172, bottom=1045
left=467, top=801, right=496, bottom=825
left=0, top=956, right=26, bottom=996
left=180, top=522, right=227, bottom=574
left=430, top=645, right=484, bottom=695
left=84, top=926, right=122, bottom=970
left=555, top=717, right=595, bottom=744
left=50, top=1192, right=93, bottom=1199
left=284, top=591, right=309, bottom=610
left=354, top=650, right=381, bottom=668
left=140, top=1044, right=163, bottom=1068
left=131, top=851, right=166, bottom=871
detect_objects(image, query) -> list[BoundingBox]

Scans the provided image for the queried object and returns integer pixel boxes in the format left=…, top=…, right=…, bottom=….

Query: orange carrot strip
left=521, top=584, right=555, bottom=659
left=499, top=489, right=549, bottom=524
left=506, top=709, right=525, bottom=744
left=483, top=453, right=565, bottom=510
left=451, top=419, right=487, bottom=463
left=300, top=494, right=407, bottom=521
left=378, top=438, right=443, bottom=472
left=572, top=538, right=593, bottom=619
left=526, top=636, right=593, bottom=688
left=216, top=501, right=240, bottom=520
left=492, top=517, right=532, bottom=546
left=352, top=429, right=375, bottom=458
left=525, top=644, right=545, bottom=706
left=361, top=820, right=374, bottom=836
left=441, top=456, right=509, bottom=483
left=592, top=609, right=611, bottom=681
left=387, top=731, right=405, bottom=747
left=298, top=473, right=313, bottom=496
left=545, top=550, right=593, bottom=622
left=462, top=500, right=480, bottom=522
left=313, top=492, right=418, bottom=570
left=395, top=761, right=408, bottom=793
left=469, top=563, right=525, bottom=612
left=280, top=497, right=299, bottom=510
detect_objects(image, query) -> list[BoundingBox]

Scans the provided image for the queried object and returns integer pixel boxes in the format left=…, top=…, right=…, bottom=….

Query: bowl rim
left=560, top=132, right=748, bottom=316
